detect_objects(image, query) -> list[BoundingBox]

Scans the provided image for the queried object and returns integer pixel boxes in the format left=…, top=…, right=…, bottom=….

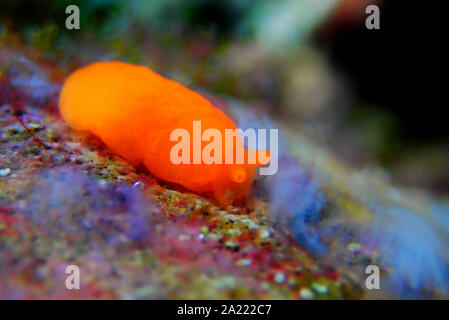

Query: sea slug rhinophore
left=59, top=61, right=269, bottom=205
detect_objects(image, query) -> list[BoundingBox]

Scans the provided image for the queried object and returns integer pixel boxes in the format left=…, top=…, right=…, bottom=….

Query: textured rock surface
left=1, top=47, right=448, bottom=299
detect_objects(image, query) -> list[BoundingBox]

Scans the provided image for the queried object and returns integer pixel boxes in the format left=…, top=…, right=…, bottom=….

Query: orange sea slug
left=59, top=61, right=270, bottom=205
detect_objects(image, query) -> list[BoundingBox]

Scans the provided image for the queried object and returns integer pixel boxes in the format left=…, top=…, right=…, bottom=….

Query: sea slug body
left=59, top=61, right=269, bottom=205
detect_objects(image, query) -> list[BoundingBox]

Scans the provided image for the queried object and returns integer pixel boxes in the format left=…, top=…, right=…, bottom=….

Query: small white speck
left=27, top=122, right=42, bottom=129
left=207, top=233, right=222, bottom=241
left=274, top=272, right=285, bottom=284
left=312, top=283, right=328, bottom=295
left=299, top=288, right=314, bottom=299
left=225, top=240, right=238, bottom=248
left=261, top=282, right=271, bottom=291
left=98, top=180, right=107, bottom=186
left=236, top=259, right=252, bottom=267
left=241, top=218, right=258, bottom=230
left=347, top=242, right=361, bottom=252
left=133, top=181, right=144, bottom=189
left=0, top=168, right=11, bottom=177
left=178, top=234, right=190, bottom=241
left=259, top=229, right=270, bottom=239
left=228, top=228, right=241, bottom=235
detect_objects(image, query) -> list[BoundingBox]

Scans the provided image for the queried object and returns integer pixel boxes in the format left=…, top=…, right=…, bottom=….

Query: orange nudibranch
left=59, top=61, right=270, bottom=205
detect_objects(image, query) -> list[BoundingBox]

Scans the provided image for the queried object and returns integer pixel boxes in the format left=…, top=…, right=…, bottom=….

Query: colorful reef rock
left=1, top=47, right=448, bottom=300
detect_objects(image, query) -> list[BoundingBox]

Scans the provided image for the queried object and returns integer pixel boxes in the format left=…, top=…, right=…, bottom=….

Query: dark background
left=316, top=1, right=446, bottom=142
